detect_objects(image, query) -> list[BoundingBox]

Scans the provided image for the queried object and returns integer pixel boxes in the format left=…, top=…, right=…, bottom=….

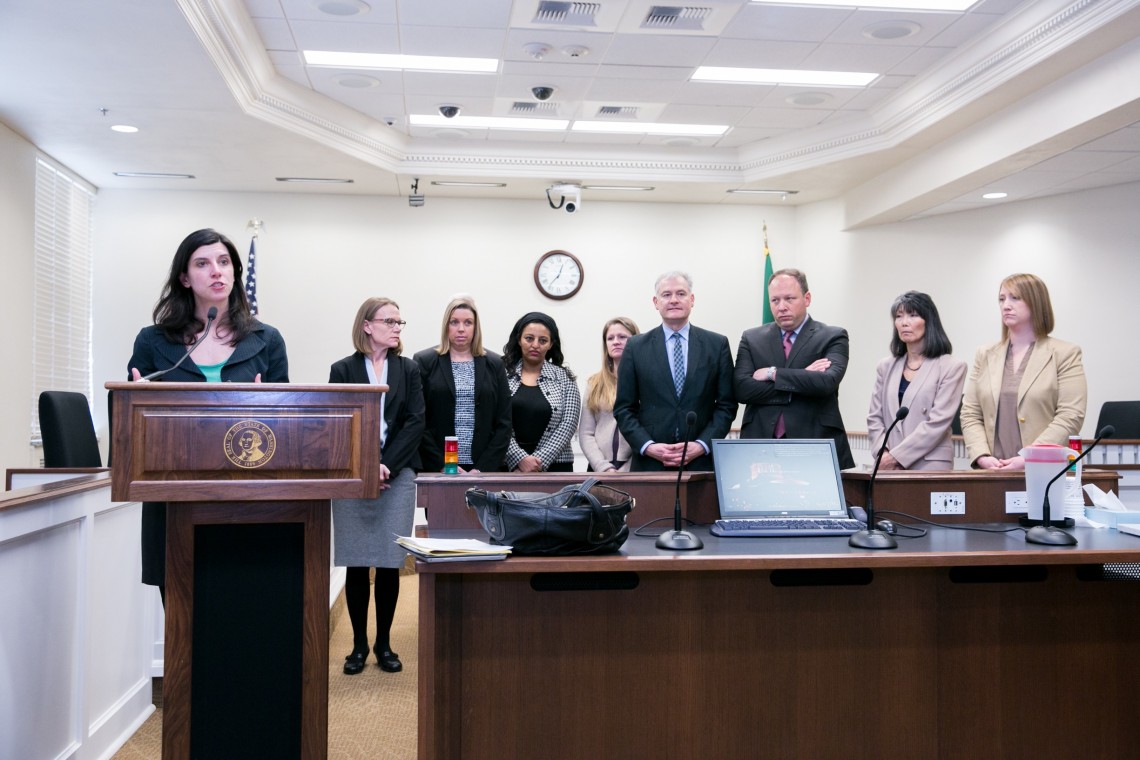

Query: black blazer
left=413, top=347, right=512, bottom=472
left=613, top=324, right=737, bottom=472
left=328, top=352, right=425, bottom=474
left=127, top=321, right=290, bottom=588
left=733, top=316, right=854, bottom=469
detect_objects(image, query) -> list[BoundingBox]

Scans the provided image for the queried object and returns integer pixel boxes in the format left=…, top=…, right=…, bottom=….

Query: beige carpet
left=113, top=573, right=419, bottom=759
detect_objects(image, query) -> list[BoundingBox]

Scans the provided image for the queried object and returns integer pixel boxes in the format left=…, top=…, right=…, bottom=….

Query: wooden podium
left=107, top=382, right=383, bottom=760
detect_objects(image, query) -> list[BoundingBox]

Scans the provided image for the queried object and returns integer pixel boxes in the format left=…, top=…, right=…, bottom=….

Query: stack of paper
left=395, top=536, right=511, bottom=563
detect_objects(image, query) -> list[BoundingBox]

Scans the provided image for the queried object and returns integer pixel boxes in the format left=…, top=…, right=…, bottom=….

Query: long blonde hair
left=585, top=317, right=639, bottom=413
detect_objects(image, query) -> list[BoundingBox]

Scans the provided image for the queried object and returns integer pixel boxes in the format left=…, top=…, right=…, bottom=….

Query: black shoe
left=343, top=649, right=367, bottom=675
left=375, top=648, right=402, bottom=673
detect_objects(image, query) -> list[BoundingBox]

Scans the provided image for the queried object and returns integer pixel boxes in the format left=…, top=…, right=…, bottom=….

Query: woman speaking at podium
left=960, top=273, right=1087, bottom=470
left=866, top=291, right=965, bottom=470
left=127, top=228, right=289, bottom=599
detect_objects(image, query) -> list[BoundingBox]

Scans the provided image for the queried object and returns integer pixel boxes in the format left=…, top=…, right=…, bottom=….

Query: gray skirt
left=332, top=466, right=416, bottom=568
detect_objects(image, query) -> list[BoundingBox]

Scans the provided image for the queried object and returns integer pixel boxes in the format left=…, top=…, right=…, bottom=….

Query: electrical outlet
left=931, top=491, right=966, bottom=514
left=1005, top=491, right=1029, bottom=514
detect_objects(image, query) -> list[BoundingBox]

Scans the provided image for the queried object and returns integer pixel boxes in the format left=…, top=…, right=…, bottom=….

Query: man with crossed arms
left=733, top=268, right=855, bottom=469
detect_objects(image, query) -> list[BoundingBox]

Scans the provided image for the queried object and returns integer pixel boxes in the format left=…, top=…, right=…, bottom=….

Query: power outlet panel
left=1005, top=491, right=1029, bottom=514
left=931, top=491, right=966, bottom=515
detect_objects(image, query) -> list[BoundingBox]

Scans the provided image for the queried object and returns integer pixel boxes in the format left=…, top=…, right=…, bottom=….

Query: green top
left=198, top=361, right=225, bottom=383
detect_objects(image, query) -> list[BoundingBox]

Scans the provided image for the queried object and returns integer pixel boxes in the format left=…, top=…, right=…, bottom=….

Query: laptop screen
left=711, top=439, right=849, bottom=518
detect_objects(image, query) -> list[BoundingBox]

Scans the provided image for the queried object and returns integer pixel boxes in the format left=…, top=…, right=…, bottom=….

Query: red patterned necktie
left=774, top=331, right=792, bottom=438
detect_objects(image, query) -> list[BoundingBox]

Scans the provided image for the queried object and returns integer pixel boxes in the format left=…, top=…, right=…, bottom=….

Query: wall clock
left=534, top=250, right=584, bottom=300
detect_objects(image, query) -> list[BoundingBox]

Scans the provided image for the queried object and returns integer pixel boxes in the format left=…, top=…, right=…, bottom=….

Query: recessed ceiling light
left=727, top=189, right=800, bottom=195
left=864, top=21, right=922, bottom=41
left=333, top=74, right=380, bottom=89
left=785, top=92, right=834, bottom=107
left=110, top=125, right=138, bottom=133
left=411, top=114, right=568, bottom=131
left=751, top=0, right=978, bottom=9
left=571, top=121, right=728, bottom=136
left=113, top=171, right=194, bottom=179
left=693, top=67, right=878, bottom=87
left=304, top=50, right=497, bottom=73
left=982, top=192, right=1008, bottom=200
left=275, top=177, right=355, bottom=184
left=430, top=181, right=507, bottom=188
left=581, top=185, right=655, bottom=191
left=315, top=0, right=370, bottom=16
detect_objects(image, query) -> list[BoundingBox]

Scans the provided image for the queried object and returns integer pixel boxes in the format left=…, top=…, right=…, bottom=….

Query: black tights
left=345, top=566, right=400, bottom=653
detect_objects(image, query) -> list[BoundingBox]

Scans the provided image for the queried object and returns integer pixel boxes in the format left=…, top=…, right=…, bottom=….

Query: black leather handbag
left=464, top=477, right=634, bottom=555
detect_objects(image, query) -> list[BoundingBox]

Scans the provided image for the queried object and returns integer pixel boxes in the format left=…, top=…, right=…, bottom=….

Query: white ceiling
left=3, top=0, right=1140, bottom=224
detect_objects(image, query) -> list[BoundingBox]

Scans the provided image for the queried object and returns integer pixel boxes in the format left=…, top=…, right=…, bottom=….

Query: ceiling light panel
left=410, top=114, right=569, bottom=130
left=571, top=121, right=728, bottom=135
left=749, top=0, right=979, bottom=10
left=692, top=66, right=878, bottom=87
left=304, top=50, right=498, bottom=73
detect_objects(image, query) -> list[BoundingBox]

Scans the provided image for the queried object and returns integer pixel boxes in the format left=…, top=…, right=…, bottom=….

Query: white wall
left=4, top=130, right=1139, bottom=471
left=92, top=190, right=794, bottom=445
left=0, top=122, right=39, bottom=469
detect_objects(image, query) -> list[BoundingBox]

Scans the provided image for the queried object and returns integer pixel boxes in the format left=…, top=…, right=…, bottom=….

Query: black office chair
left=951, top=395, right=964, bottom=436
left=1095, top=401, right=1140, bottom=439
left=38, top=390, right=102, bottom=467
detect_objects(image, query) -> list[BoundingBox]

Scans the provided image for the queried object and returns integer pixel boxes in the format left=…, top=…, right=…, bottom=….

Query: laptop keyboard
left=712, top=518, right=864, bottom=537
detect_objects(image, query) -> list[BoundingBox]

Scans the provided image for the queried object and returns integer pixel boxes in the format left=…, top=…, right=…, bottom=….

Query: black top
left=510, top=384, right=552, bottom=455
left=328, top=352, right=425, bottom=474
left=413, top=348, right=512, bottom=473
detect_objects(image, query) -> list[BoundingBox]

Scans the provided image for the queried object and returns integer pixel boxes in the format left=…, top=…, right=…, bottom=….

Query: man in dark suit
left=615, top=271, right=737, bottom=471
left=734, top=268, right=855, bottom=469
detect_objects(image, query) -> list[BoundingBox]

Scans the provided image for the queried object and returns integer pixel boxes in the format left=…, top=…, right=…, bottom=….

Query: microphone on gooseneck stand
left=140, top=306, right=218, bottom=381
left=657, top=411, right=703, bottom=551
left=849, top=406, right=909, bottom=550
left=1026, top=425, right=1115, bottom=546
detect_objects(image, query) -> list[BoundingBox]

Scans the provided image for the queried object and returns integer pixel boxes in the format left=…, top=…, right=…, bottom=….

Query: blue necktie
left=671, top=332, right=685, bottom=398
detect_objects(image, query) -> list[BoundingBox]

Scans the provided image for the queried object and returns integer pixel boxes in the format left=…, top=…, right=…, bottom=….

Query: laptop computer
left=710, top=438, right=862, bottom=537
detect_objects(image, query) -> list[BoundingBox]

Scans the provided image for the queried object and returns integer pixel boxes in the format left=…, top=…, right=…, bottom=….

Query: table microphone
left=1026, top=425, right=1114, bottom=546
left=849, top=405, right=909, bottom=550
left=140, top=307, right=217, bottom=381
left=657, top=411, right=703, bottom=551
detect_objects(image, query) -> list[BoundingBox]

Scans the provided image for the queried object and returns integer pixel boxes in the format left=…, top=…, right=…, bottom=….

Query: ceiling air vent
left=534, top=2, right=601, bottom=26
left=511, top=101, right=560, bottom=114
left=643, top=6, right=713, bottom=31
left=597, top=106, right=639, bottom=118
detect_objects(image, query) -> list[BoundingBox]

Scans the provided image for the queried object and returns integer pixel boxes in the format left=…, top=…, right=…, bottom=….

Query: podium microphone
left=140, top=307, right=218, bottom=381
left=657, top=411, right=703, bottom=551
left=850, top=405, right=909, bottom=550
left=1026, top=425, right=1114, bottom=546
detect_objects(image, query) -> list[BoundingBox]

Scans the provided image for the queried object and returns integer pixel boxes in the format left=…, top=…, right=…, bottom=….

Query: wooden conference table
left=417, top=525, right=1140, bottom=760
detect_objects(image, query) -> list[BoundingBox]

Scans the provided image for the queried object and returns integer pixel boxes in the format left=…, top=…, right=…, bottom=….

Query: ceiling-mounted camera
left=439, top=105, right=460, bottom=118
left=532, top=86, right=554, bottom=101
left=546, top=183, right=582, bottom=214
left=408, top=178, right=424, bottom=208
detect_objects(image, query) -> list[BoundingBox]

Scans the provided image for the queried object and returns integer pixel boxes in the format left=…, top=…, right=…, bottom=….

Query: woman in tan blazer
left=579, top=317, right=639, bottom=472
left=960, top=273, right=1087, bottom=469
left=867, top=292, right=966, bottom=470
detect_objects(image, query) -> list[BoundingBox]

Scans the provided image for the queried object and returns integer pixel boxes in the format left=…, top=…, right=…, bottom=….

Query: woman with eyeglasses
left=328, top=297, right=424, bottom=676
left=502, top=311, right=581, bottom=472
left=414, top=296, right=512, bottom=473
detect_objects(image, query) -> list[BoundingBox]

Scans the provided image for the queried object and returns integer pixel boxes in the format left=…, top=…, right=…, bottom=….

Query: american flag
left=245, top=235, right=259, bottom=315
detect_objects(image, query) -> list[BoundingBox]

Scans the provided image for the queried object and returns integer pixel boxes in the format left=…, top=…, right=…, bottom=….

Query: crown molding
left=179, top=0, right=1140, bottom=187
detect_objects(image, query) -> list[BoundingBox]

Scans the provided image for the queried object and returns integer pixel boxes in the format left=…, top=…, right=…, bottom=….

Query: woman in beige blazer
left=579, top=317, right=639, bottom=472
left=867, top=292, right=966, bottom=470
left=960, top=273, right=1087, bottom=469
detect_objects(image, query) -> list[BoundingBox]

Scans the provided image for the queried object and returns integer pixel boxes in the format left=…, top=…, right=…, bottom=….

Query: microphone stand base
left=656, top=530, right=704, bottom=551
left=1025, top=525, right=1078, bottom=546
left=848, top=529, right=898, bottom=550
left=1018, top=516, right=1075, bottom=528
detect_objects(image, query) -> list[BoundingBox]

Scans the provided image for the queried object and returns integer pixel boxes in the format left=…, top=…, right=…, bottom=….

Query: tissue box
left=1085, top=507, right=1140, bottom=529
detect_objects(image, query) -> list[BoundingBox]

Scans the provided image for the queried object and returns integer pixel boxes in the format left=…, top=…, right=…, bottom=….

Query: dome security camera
left=546, top=183, right=582, bottom=214
left=532, top=86, right=554, bottom=101
left=439, top=105, right=460, bottom=119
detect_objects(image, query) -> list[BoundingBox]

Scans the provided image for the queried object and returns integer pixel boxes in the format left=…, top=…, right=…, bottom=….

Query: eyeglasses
left=370, top=318, right=407, bottom=328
